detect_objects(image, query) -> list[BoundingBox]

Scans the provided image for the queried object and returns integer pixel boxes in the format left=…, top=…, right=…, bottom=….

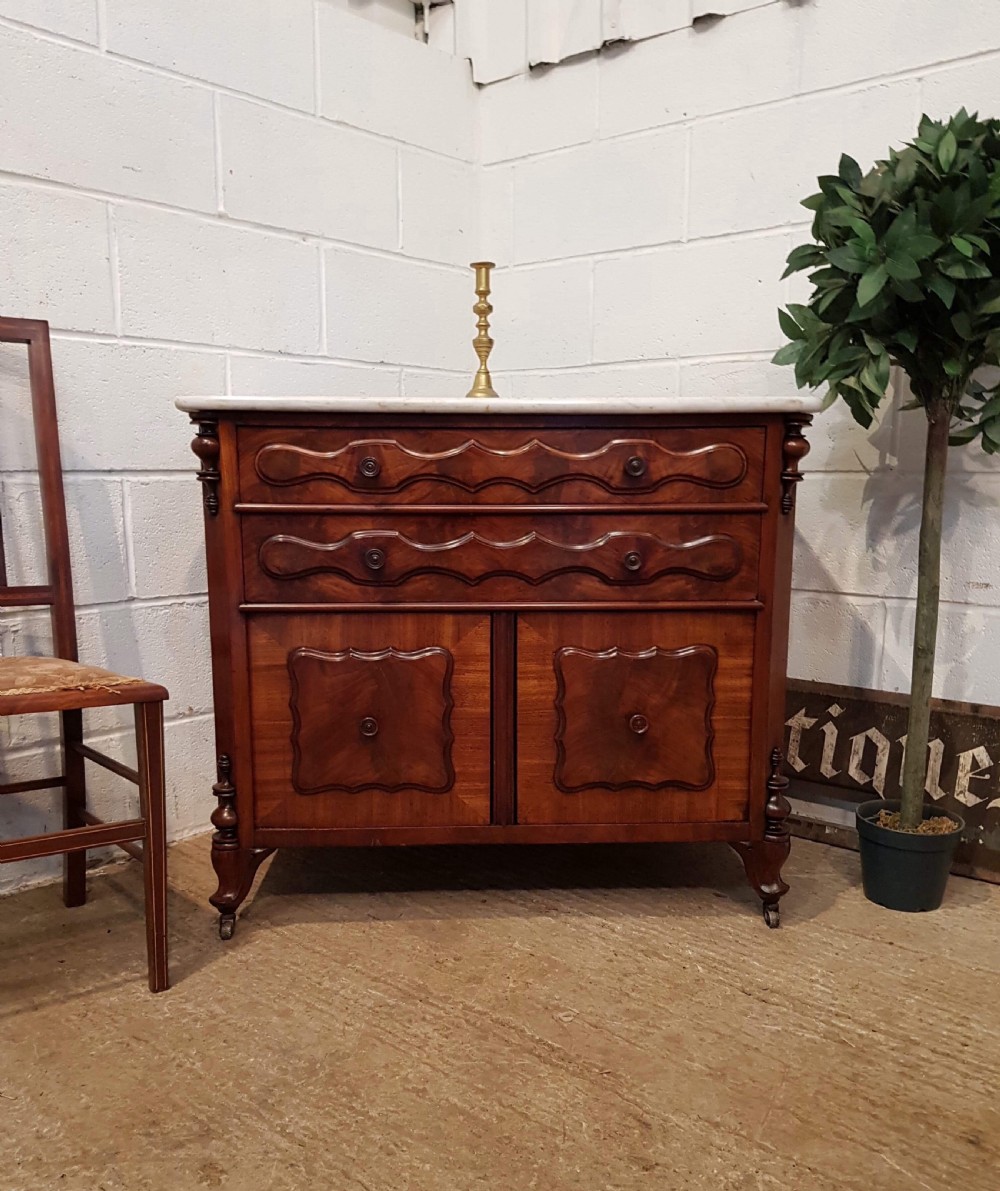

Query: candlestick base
left=466, top=370, right=498, bottom=399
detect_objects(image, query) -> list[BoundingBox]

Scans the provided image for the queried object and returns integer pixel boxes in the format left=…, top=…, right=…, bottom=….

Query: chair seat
left=0, top=656, right=168, bottom=714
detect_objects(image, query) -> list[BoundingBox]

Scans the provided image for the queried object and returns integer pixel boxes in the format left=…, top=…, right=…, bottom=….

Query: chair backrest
left=0, top=317, right=78, bottom=662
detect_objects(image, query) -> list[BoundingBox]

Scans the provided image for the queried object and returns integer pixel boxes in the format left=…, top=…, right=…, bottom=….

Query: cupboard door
left=516, top=612, right=754, bottom=825
left=249, top=613, right=491, bottom=829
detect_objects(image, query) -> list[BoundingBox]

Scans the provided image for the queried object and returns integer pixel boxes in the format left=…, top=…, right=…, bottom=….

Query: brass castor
left=763, top=903, right=780, bottom=929
left=219, top=913, right=236, bottom=941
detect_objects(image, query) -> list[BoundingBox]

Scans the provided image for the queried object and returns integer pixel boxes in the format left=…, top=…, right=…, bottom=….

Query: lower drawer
left=242, top=512, right=761, bottom=605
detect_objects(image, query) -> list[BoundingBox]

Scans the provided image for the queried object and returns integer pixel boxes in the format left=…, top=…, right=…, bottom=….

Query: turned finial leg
left=208, top=755, right=273, bottom=939
left=731, top=748, right=792, bottom=928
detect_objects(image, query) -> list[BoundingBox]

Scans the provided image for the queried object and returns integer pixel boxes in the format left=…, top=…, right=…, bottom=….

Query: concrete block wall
left=0, top=1, right=476, bottom=892
left=477, top=0, right=1000, bottom=707
left=2, top=0, right=998, bottom=893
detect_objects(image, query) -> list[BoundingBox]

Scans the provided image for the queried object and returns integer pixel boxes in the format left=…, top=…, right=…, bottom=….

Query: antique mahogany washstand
left=177, top=393, right=821, bottom=939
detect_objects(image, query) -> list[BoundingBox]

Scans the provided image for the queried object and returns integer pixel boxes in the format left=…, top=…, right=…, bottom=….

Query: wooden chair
left=0, top=317, right=169, bottom=992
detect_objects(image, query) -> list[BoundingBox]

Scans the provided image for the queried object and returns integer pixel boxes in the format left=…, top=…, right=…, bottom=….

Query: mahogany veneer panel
left=249, top=613, right=491, bottom=829
left=242, top=512, right=761, bottom=605
left=516, top=612, right=754, bottom=825
left=237, top=425, right=766, bottom=507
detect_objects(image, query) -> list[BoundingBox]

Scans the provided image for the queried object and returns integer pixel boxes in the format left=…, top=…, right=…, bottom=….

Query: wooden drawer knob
left=628, top=713, right=649, bottom=735
left=623, top=550, right=643, bottom=572
left=624, top=455, right=647, bottom=478
left=359, top=456, right=381, bottom=479
left=363, top=547, right=386, bottom=571
left=359, top=716, right=379, bottom=738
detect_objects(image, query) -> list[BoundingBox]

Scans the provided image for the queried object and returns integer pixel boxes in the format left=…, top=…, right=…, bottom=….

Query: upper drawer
left=237, top=426, right=766, bottom=507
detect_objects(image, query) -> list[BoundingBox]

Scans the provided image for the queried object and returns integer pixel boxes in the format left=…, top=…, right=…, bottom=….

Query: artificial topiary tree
left=774, top=109, right=1000, bottom=831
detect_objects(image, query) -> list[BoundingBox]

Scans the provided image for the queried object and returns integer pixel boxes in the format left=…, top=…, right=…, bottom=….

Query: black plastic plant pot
left=856, top=799, right=965, bottom=913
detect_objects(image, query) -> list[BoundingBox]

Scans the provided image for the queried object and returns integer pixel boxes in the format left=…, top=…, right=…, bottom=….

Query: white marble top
left=175, top=394, right=825, bottom=415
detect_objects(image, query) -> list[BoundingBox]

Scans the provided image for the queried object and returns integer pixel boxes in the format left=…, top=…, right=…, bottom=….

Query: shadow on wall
left=793, top=370, right=990, bottom=700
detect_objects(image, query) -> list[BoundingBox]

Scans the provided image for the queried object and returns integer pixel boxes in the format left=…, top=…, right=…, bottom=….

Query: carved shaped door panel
left=249, top=613, right=491, bottom=829
left=288, top=646, right=456, bottom=795
left=517, top=612, right=755, bottom=825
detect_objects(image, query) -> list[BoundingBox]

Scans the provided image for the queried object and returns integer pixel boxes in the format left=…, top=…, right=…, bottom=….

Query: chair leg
left=134, top=701, right=168, bottom=993
left=61, top=708, right=87, bottom=907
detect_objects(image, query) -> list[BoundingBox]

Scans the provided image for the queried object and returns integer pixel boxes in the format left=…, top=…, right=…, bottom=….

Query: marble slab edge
left=175, top=395, right=826, bottom=415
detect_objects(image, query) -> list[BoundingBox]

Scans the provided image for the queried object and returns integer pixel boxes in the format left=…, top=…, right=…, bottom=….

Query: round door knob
left=624, top=455, right=647, bottom=478
left=363, top=547, right=385, bottom=571
left=623, top=551, right=643, bottom=572
left=359, top=716, right=379, bottom=738
left=628, top=713, right=649, bottom=736
left=359, top=456, right=381, bottom=479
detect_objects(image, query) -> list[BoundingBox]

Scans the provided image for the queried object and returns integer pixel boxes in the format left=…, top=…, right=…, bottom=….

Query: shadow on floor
left=242, top=840, right=842, bottom=928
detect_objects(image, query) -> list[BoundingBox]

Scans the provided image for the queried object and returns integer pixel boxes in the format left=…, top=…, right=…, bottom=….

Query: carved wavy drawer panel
left=242, top=513, right=761, bottom=603
left=258, top=528, right=743, bottom=588
left=237, top=426, right=767, bottom=506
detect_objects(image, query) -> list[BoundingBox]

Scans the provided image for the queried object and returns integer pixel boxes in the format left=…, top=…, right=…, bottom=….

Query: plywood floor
left=0, top=835, right=997, bottom=1191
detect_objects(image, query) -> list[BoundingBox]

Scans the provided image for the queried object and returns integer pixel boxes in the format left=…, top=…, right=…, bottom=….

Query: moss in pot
left=772, top=110, right=1000, bottom=909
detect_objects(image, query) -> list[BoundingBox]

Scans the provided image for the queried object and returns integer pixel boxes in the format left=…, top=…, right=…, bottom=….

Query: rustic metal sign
left=784, top=679, right=1000, bottom=881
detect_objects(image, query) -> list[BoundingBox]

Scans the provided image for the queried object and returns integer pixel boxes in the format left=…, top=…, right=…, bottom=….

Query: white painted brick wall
left=400, top=150, right=478, bottom=266
left=0, top=25, right=217, bottom=210
left=798, top=0, right=997, bottom=91
left=324, top=249, right=470, bottom=369
left=598, top=5, right=800, bottom=138
left=0, top=0, right=96, bottom=42
left=472, top=0, right=1000, bottom=714
left=317, top=4, right=476, bottom=159
left=116, top=209, right=323, bottom=354
left=124, top=479, right=207, bottom=599
left=3, top=477, right=130, bottom=604
left=104, top=0, right=317, bottom=112
left=228, top=355, right=400, bottom=400
left=592, top=234, right=791, bottom=361
left=489, top=260, right=593, bottom=372
left=512, top=129, right=686, bottom=262
left=46, top=342, right=228, bottom=472
left=0, top=185, right=115, bottom=333
left=3, top=0, right=999, bottom=895
left=688, top=82, right=922, bottom=238
left=400, top=368, right=472, bottom=399
left=481, top=57, right=597, bottom=163
left=220, top=96, right=399, bottom=248
left=0, top=3, right=476, bottom=893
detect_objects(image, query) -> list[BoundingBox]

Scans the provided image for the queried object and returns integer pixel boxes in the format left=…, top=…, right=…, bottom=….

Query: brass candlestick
left=466, top=261, right=499, bottom=399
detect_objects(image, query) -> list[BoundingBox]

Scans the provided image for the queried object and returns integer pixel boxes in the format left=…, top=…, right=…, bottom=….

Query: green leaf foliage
left=773, top=109, right=1000, bottom=452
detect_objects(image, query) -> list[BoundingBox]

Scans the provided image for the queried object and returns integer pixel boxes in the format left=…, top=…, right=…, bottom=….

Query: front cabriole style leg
left=731, top=748, right=792, bottom=928
left=209, top=755, right=273, bottom=939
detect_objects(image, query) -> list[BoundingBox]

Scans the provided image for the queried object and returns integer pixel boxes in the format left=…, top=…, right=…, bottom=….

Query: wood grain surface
left=242, top=511, right=761, bottom=605
left=517, top=611, right=754, bottom=825
left=248, top=612, right=491, bottom=830
left=238, top=423, right=766, bottom=506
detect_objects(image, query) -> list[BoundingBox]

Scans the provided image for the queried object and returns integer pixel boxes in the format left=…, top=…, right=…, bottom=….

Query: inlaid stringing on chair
left=0, top=317, right=169, bottom=992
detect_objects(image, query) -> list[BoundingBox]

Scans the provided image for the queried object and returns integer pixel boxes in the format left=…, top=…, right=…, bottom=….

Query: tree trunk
left=899, top=399, right=951, bottom=830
